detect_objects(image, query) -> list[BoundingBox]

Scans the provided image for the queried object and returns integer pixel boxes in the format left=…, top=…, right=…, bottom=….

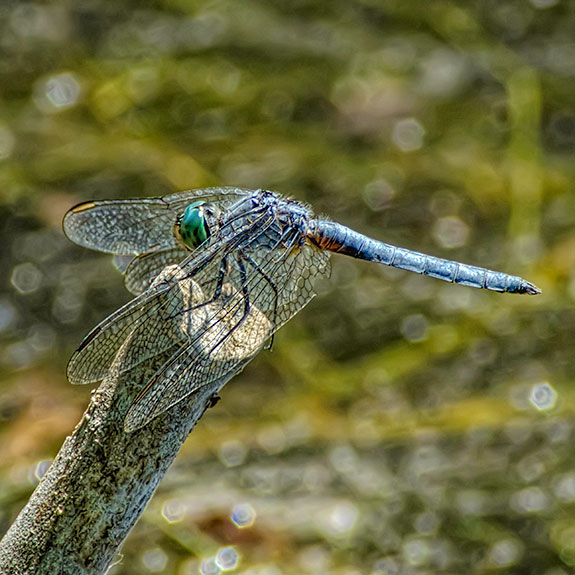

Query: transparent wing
left=62, top=187, right=251, bottom=255
left=124, top=248, right=189, bottom=295
left=67, top=204, right=276, bottom=385
left=66, top=265, right=182, bottom=385
left=124, top=234, right=330, bottom=431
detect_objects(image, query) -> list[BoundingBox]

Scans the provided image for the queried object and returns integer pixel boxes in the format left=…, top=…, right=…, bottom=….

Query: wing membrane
left=125, top=229, right=330, bottom=431
left=63, top=187, right=251, bottom=255
left=66, top=205, right=273, bottom=385
left=124, top=247, right=189, bottom=295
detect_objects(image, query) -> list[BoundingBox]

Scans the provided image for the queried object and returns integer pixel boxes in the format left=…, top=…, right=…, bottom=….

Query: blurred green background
left=0, top=0, right=573, bottom=573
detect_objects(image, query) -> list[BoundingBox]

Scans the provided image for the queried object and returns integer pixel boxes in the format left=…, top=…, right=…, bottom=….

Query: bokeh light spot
left=433, top=216, right=469, bottom=249
left=219, top=440, right=248, bottom=467
left=200, top=557, right=221, bottom=575
left=399, top=314, right=428, bottom=343
left=402, top=537, right=430, bottom=566
left=553, top=473, right=575, bottom=502
left=487, top=539, right=523, bottom=567
left=231, top=503, right=256, bottom=528
left=142, top=548, right=168, bottom=572
left=511, top=486, right=551, bottom=514
left=35, top=72, right=81, bottom=112
left=328, top=501, right=358, bottom=535
left=34, top=460, right=52, bottom=482
left=161, top=499, right=185, bottom=523
left=529, top=383, right=557, bottom=411
left=392, top=118, right=425, bottom=152
left=363, top=179, right=396, bottom=211
left=11, top=263, right=43, bottom=294
left=216, top=546, right=239, bottom=571
left=417, top=48, right=471, bottom=98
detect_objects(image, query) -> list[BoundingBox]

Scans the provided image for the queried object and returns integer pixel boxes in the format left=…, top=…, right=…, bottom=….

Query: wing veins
left=125, top=224, right=307, bottom=429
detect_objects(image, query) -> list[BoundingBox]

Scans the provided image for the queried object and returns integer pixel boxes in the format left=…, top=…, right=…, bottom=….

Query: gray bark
left=0, top=339, right=225, bottom=574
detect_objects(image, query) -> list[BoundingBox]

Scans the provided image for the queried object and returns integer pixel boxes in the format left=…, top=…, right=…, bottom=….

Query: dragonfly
left=63, top=187, right=540, bottom=432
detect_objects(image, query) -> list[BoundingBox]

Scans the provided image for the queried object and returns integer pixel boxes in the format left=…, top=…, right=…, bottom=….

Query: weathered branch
left=0, top=340, right=225, bottom=574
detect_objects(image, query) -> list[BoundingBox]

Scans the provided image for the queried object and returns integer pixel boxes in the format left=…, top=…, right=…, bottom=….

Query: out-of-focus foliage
left=0, top=0, right=573, bottom=573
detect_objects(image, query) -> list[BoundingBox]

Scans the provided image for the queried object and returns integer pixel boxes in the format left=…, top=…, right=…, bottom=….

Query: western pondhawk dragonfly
left=64, top=187, right=540, bottom=432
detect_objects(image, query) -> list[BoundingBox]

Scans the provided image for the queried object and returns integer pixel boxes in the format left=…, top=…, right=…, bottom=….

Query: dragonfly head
left=174, top=201, right=211, bottom=251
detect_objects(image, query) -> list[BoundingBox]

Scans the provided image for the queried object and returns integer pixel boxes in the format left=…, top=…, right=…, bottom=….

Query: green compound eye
left=176, top=201, right=210, bottom=250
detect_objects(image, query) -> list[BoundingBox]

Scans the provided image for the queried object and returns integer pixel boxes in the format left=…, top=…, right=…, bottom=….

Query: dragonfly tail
left=309, top=220, right=541, bottom=295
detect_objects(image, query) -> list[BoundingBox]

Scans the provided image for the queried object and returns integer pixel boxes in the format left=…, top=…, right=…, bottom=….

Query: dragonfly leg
left=176, top=256, right=230, bottom=318
left=242, top=252, right=279, bottom=350
left=237, top=255, right=251, bottom=317
left=197, top=255, right=254, bottom=357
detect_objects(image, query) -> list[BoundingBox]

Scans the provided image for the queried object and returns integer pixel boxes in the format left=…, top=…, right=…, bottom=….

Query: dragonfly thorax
left=174, top=201, right=211, bottom=251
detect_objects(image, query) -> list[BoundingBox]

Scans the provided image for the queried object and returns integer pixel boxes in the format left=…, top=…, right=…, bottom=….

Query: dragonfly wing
left=67, top=204, right=265, bottom=386
left=63, top=187, right=251, bottom=255
left=63, top=197, right=179, bottom=255
left=124, top=247, right=189, bottom=295
left=124, top=235, right=330, bottom=431
left=67, top=283, right=164, bottom=384
left=124, top=281, right=271, bottom=432
left=66, top=265, right=195, bottom=385
left=267, top=241, right=331, bottom=326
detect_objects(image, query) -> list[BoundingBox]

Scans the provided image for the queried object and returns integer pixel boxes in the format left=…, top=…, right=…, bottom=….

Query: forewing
left=63, top=187, right=251, bottom=255
left=63, top=196, right=180, bottom=255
